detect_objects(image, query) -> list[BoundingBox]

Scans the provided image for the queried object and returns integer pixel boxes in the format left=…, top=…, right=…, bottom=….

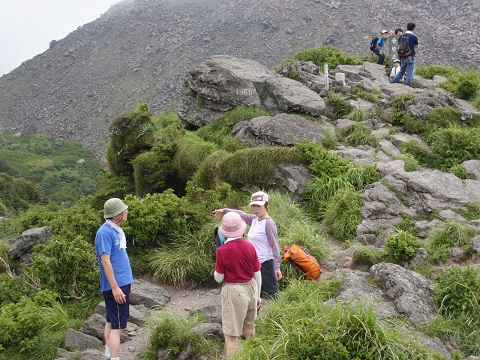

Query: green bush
left=337, top=123, right=379, bottom=147
left=415, top=65, right=456, bottom=80
left=434, top=266, right=480, bottom=317
left=0, top=291, right=68, bottom=357
left=427, top=128, right=480, bottom=170
left=348, top=85, right=383, bottom=103
left=448, top=164, right=470, bottom=180
left=353, top=247, right=386, bottom=267
left=30, top=235, right=99, bottom=300
left=148, top=227, right=215, bottom=286
left=219, top=146, right=305, bottom=188
left=106, top=104, right=156, bottom=175
left=400, top=140, right=432, bottom=166
left=0, top=173, right=49, bottom=211
left=384, top=230, right=422, bottom=263
left=457, top=202, right=480, bottom=220
left=195, top=106, right=270, bottom=152
left=143, top=310, right=220, bottom=359
left=424, top=266, right=480, bottom=356
left=132, top=143, right=176, bottom=196
left=326, top=91, right=354, bottom=120
left=321, top=129, right=338, bottom=150
left=280, top=46, right=362, bottom=70
left=239, top=280, right=444, bottom=360
left=172, top=132, right=218, bottom=182
left=427, top=221, right=479, bottom=264
left=324, top=188, right=363, bottom=241
left=193, top=149, right=231, bottom=189
left=121, top=191, right=188, bottom=248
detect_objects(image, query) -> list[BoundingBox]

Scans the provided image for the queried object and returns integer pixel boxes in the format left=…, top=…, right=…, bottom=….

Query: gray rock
left=7, top=226, right=52, bottom=261
left=231, top=113, right=333, bottom=147
left=370, top=263, right=436, bottom=324
left=129, top=279, right=171, bottom=308
left=470, top=236, right=480, bottom=263
left=463, top=160, right=480, bottom=180
left=64, top=328, right=102, bottom=351
left=178, top=55, right=325, bottom=128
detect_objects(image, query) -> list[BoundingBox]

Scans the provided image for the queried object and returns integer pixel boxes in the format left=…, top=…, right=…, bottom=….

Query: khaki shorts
left=221, top=279, right=258, bottom=336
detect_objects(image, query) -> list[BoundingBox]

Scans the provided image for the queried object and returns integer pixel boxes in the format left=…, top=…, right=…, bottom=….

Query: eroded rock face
left=370, top=263, right=437, bottom=325
left=178, top=55, right=325, bottom=128
left=231, top=113, right=334, bottom=147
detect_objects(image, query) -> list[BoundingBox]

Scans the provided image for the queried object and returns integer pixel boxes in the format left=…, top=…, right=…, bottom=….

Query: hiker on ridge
left=372, top=29, right=390, bottom=65
left=390, top=22, right=419, bottom=87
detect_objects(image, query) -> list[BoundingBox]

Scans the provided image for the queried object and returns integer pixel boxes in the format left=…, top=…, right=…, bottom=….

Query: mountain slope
left=0, top=0, right=479, bottom=158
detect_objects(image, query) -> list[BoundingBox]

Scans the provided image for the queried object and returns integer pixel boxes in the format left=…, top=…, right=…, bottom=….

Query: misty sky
left=0, top=0, right=122, bottom=76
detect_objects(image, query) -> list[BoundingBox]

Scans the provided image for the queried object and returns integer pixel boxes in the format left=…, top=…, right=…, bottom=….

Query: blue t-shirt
left=95, top=223, right=133, bottom=292
left=376, top=37, right=387, bottom=50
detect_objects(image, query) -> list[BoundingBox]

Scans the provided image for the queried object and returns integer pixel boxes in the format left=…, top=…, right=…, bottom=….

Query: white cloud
left=0, top=0, right=121, bottom=76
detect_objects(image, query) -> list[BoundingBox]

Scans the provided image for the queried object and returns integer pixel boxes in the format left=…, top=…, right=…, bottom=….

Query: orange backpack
left=283, top=244, right=321, bottom=280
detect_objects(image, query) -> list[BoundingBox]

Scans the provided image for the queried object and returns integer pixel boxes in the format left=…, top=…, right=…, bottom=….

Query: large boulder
left=231, top=113, right=334, bottom=147
left=370, top=263, right=437, bottom=325
left=178, top=55, right=325, bottom=128
left=7, top=226, right=52, bottom=262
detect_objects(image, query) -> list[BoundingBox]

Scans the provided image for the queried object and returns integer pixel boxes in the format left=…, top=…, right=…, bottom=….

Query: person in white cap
left=214, top=212, right=262, bottom=357
left=213, top=190, right=282, bottom=299
left=373, top=29, right=390, bottom=65
left=390, top=59, right=401, bottom=81
left=95, top=198, right=133, bottom=360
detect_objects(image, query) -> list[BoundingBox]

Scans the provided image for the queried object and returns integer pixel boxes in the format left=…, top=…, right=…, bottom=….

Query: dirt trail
left=119, top=284, right=221, bottom=360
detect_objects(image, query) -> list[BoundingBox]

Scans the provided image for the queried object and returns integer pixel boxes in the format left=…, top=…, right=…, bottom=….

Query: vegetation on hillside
left=1, top=46, right=480, bottom=359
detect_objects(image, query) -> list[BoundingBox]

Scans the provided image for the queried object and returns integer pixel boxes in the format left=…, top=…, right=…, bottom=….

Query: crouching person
left=214, top=212, right=262, bottom=357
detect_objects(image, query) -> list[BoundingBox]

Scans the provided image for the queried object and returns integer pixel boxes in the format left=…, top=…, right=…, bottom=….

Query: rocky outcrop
left=7, top=226, right=52, bottom=263
left=178, top=56, right=325, bottom=128
left=231, top=113, right=334, bottom=147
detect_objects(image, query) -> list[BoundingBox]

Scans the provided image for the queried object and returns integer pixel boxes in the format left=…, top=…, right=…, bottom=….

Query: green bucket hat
left=104, top=198, right=128, bottom=218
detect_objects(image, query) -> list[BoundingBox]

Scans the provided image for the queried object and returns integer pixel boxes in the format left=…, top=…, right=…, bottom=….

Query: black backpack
left=397, top=34, right=412, bottom=57
left=369, top=37, right=379, bottom=51
left=212, top=226, right=226, bottom=261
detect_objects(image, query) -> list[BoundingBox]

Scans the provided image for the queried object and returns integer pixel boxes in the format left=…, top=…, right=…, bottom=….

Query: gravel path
left=119, top=284, right=222, bottom=360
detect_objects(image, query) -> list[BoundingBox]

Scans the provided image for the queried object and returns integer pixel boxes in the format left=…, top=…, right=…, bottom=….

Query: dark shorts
left=103, top=284, right=131, bottom=329
left=260, top=259, right=278, bottom=299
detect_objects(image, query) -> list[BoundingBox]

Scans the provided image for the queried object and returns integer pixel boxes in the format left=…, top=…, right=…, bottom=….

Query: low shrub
left=195, top=106, right=270, bottom=152
left=239, top=280, right=445, bottom=359
left=427, top=221, right=479, bottom=264
left=324, top=188, right=363, bottom=241
left=143, top=310, right=221, bottom=360
left=353, top=247, right=386, bottom=267
left=423, top=266, right=480, bottom=356
left=427, top=128, right=480, bottom=170
left=172, top=132, right=218, bottom=182
left=326, top=91, right=354, bottom=120
left=30, top=235, right=99, bottom=300
left=337, top=123, right=379, bottom=147
left=384, top=230, right=423, bottom=263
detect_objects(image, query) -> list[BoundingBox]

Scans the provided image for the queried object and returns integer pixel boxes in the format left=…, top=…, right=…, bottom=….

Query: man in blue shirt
left=390, top=23, right=419, bottom=87
left=373, top=30, right=389, bottom=65
left=95, top=198, right=133, bottom=360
